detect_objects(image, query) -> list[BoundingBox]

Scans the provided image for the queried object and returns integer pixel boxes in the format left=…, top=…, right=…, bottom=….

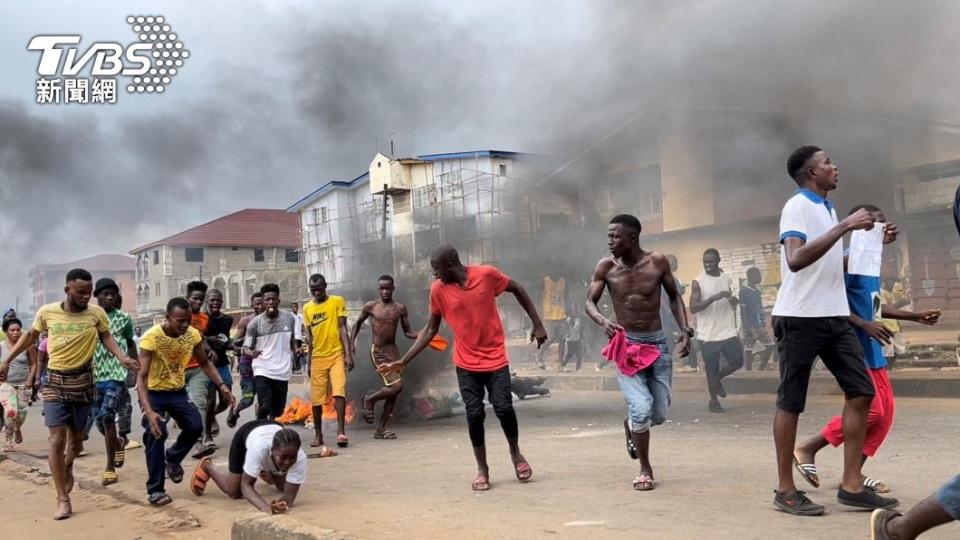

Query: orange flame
left=321, top=397, right=357, bottom=424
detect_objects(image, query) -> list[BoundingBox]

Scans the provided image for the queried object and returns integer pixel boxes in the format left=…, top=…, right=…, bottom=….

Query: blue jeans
left=142, top=389, right=203, bottom=496
left=93, top=380, right=125, bottom=434
left=617, top=330, right=672, bottom=433
left=936, top=475, right=960, bottom=520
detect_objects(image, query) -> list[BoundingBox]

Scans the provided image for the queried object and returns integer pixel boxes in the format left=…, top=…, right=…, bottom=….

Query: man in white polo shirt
left=771, top=145, right=896, bottom=516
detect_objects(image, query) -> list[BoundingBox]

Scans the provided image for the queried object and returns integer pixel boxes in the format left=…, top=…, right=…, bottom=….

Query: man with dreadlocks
left=189, top=420, right=307, bottom=514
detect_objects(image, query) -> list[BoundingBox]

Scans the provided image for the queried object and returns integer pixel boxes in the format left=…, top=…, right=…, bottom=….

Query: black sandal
left=148, top=492, right=173, bottom=506
left=166, top=461, right=184, bottom=484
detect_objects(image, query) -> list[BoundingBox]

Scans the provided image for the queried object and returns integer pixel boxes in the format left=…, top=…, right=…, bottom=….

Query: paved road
left=1, top=385, right=958, bottom=539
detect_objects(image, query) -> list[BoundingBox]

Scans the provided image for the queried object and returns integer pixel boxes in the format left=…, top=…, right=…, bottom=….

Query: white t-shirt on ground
left=772, top=189, right=850, bottom=318
left=243, top=424, right=308, bottom=485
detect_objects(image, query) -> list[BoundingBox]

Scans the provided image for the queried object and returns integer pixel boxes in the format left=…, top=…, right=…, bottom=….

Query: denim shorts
left=207, top=365, right=233, bottom=389
left=94, top=380, right=126, bottom=423
left=617, top=330, right=672, bottom=433
left=936, top=475, right=960, bottom=520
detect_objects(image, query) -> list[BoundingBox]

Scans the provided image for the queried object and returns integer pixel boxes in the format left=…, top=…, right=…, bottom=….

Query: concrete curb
left=232, top=514, right=358, bottom=540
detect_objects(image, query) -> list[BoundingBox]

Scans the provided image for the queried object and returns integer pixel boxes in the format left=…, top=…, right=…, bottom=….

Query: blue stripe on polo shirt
left=779, top=230, right=807, bottom=243
left=795, top=188, right=834, bottom=213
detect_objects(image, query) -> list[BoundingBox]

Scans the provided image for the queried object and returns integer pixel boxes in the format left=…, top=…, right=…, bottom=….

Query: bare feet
left=54, top=496, right=72, bottom=520
left=310, top=435, right=322, bottom=448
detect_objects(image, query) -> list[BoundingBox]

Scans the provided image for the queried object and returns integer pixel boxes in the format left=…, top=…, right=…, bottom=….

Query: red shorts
left=820, top=367, right=894, bottom=457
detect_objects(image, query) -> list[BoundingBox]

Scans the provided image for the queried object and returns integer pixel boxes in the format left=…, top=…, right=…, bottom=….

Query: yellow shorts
left=310, top=352, right=346, bottom=406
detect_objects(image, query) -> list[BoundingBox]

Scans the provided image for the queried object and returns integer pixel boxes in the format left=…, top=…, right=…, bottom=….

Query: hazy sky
left=3, top=1, right=960, bottom=309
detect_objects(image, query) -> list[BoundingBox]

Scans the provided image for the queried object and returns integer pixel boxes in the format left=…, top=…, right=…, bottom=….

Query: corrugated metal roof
left=286, top=172, right=370, bottom=213
left=285, top=150, right=528, bottom=213
left=131, top=209, right=299, bottom=253
left=416, top=150, right=525, bottom=161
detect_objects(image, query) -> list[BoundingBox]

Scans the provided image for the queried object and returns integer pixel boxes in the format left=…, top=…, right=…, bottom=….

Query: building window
left=499, top=164, right=508, bottom=177
left=413, top=185, right=437, bottom=209
left=184, top=247, right=204, bottom=262
left=285, top=249, right=299, bottom=263
left=152, top=250, right=159, bottom=265
left=254, top=248, right=265, bottom=262
left=393, top=192, right=411, bottom=213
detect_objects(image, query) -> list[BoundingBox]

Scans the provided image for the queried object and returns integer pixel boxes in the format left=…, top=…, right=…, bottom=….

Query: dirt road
left=2, top=386, right=958, bottom=539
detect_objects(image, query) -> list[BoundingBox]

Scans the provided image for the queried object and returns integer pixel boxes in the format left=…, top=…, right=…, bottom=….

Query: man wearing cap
left=91, top=277, right=139, bottom=486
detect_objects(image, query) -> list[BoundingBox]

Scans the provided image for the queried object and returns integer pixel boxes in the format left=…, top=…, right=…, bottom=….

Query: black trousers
left=701, top=337, right=745, bottom=401
left=561, top=341, right=583, bottom=370
left=254, top=376, right=288, bottom=420
left=456, top=366, right=518, bottom=448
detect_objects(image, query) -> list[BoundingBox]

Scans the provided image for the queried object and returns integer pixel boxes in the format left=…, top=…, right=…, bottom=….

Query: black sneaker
left=166, top=461, right=184, bottom=484
left=708, top=401, right=725, bottom=413
left=774, top=490, right=825, bottom=516
left=838, top=487, right=898, bottom=510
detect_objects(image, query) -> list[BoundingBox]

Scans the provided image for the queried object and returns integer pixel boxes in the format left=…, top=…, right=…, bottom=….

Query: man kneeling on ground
left=190, top=420, right=306, bottom=514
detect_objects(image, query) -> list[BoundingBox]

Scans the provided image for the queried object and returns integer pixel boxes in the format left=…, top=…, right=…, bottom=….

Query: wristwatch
left=683, top=327, right=696, bottom=338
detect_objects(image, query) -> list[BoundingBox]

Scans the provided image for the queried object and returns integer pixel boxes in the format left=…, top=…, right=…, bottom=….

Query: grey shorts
left=43, top=399, right=91, bottom=431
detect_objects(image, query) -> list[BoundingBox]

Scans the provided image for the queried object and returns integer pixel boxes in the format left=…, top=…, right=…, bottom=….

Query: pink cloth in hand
left=601, top=329, right=661, bottom=377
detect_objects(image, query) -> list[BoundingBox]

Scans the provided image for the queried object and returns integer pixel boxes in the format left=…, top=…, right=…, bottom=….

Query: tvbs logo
left=28, top=15, right=189, bottom=105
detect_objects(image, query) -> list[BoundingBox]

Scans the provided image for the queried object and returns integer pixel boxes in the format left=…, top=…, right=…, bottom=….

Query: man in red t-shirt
left=380, top=245, right=547, bottom=491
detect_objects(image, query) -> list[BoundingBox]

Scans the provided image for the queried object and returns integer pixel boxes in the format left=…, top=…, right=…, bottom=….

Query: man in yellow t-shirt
left=0, top=268, right=135, bottom=521
left=136, top=297, right=234, bottom=507
left=535, top=275, right=567, bottom=370
left=302, top=273, right=352, bottom=454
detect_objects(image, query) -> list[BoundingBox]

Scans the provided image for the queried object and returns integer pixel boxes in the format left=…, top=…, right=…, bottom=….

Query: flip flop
left=148, top=492, right=173, bottom=506
left=191, top=444, right=216, bottom=460
left=623, top=418, right=638, bottom=460
left=633, top=474, right=655, bottom=491
left=361, top=394, right=375, bottom=425
left=307, top=446, right=338, bottom=458
left=114, top=446, right=126, bottom=468
left=793, top=456, right=820, bottom=488
left=472, top=474, right=490, bottom=491
left=190, top=457, right=211, bottom=496
left=865, top=477, right=891, bottom=493
left=336, top=434, right=349, bottom=448
left=125, top=439, right=143, bottom=450
left=514, top=461, right=533, bottom=482
left=373, top=431, right=397, bottom=440
left=101, top=470, right=118, bottom=486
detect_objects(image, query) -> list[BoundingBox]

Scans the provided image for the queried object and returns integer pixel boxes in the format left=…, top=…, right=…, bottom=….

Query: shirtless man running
left=586, top=214, right=692, bottom=491
left=349, top=275, right=419, bottom=439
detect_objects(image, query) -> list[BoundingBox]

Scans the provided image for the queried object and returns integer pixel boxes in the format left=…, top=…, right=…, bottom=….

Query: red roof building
left=130, top=209, right=304, bottom=319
